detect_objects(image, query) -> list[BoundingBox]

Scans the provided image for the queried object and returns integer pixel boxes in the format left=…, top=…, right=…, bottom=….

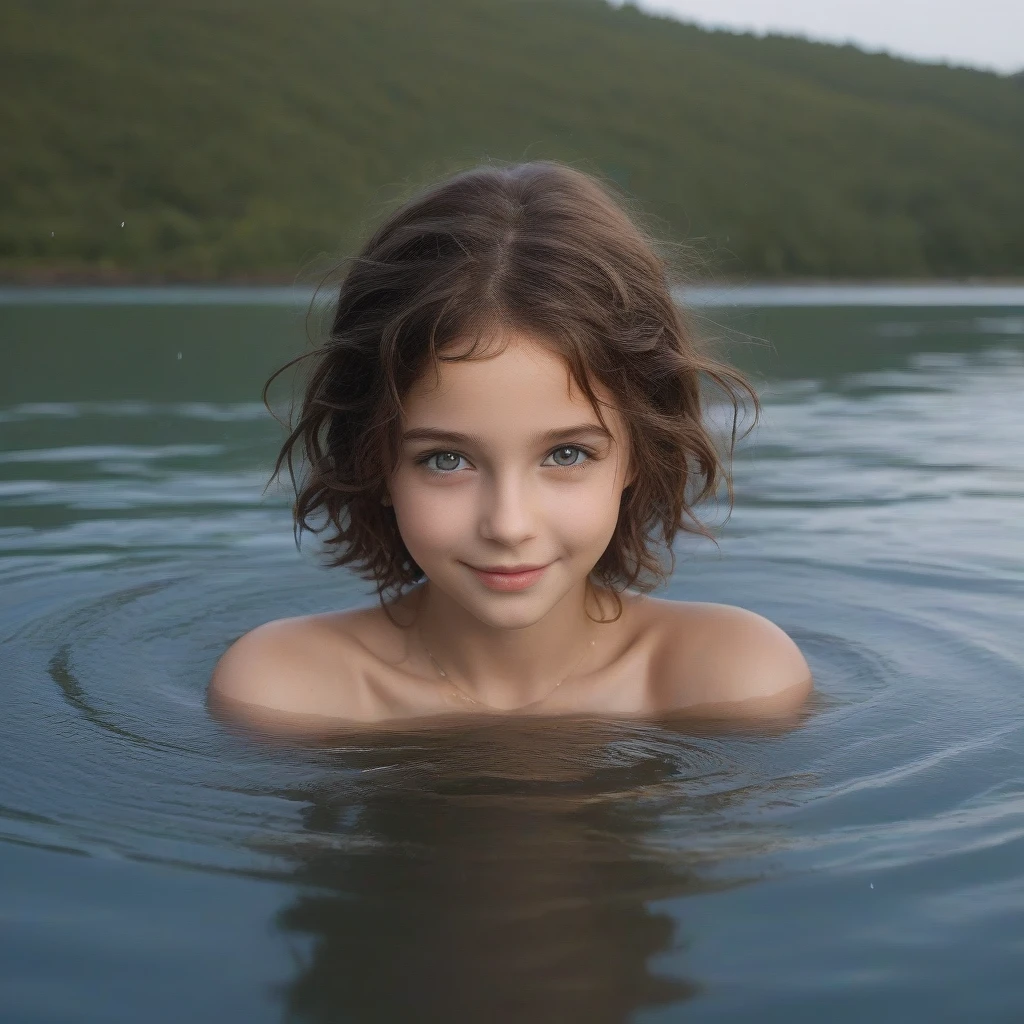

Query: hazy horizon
left=616, top=0, right=1023, bottom=75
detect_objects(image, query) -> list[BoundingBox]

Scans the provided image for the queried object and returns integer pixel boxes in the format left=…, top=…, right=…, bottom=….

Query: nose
left=477, top=469, right=539, bottom=547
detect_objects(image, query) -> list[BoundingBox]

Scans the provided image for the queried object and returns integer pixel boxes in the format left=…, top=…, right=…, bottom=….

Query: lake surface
left=2, top=288, right=1023, bottom=1023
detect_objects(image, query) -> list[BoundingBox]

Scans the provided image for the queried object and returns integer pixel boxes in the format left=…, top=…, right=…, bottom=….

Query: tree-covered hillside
left=3, top=0, right=1022, bottom=280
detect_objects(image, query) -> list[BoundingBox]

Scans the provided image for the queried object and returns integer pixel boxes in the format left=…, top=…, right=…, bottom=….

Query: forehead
left=402, top=332, right=621, bottom=434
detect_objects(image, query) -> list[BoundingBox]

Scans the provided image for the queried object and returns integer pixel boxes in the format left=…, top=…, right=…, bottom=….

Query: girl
left=209, top=161, right=811, bottom=730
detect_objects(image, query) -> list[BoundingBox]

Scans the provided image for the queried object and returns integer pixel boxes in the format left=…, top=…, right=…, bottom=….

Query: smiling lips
left=467, top=562, right=551, bottom=592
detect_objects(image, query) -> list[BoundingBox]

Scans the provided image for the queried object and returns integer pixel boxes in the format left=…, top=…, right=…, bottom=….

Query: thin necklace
left=416, top=620, right=596, bottom=711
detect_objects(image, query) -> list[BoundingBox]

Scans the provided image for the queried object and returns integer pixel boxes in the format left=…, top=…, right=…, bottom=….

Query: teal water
left=2, top=289, right=1023, bottom=1022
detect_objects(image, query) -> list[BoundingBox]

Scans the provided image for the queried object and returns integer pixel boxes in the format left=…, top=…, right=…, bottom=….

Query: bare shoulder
left=645, top=599, right=812, bottom=719
left=207, top=610, right=381, bottom=729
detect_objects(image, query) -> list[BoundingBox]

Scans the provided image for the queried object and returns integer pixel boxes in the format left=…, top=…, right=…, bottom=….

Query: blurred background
left=2, top=0, right=1022, bottom=283
left=3, top=4, right=1024, bottom=1024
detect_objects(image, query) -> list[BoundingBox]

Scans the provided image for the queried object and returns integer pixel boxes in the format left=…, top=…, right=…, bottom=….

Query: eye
left=544, top=445, right=592, bottom=468
left=415, top=445, right=594, bottom=476
left=419, top=451, right=466, bottom=473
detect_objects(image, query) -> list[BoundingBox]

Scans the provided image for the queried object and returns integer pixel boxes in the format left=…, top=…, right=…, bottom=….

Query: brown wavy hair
left=264, top=160, right=759, bottom=623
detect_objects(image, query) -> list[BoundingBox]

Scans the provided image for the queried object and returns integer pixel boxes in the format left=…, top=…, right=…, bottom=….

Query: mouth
left=471, top=563, right=549, bottom=574
left=464, top=561, right=552, bottom=592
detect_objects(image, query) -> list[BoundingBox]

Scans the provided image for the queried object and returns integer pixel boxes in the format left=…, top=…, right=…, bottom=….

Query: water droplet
left=177, top=352, right=182, bottom=360
left=120, top=221, right=125, bottom=228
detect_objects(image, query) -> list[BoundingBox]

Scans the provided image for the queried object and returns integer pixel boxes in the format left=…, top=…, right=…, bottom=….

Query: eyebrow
left=401, top=423, right=615, bottom=446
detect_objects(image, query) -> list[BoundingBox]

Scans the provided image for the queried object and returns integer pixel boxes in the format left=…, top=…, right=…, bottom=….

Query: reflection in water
left=263, top=719, right=785, bottom=1023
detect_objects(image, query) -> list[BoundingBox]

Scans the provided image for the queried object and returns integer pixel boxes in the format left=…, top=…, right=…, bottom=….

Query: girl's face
left=387, top=331, right=634, bottom=629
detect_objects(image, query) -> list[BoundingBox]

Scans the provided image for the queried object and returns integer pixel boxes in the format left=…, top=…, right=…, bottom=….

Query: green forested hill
left=3, top=0, right=1023, bottom=280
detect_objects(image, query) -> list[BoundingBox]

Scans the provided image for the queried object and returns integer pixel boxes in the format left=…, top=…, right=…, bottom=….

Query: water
left=2, top=289, right=1023, bottom=1022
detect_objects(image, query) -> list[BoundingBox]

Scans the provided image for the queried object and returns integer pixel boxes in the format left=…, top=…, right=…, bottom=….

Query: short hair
left=265, top=160, right=759, bottom=623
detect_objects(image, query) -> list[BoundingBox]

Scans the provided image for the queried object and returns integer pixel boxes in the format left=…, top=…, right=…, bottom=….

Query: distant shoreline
left=3, top=270, right=1024, bottom=289
left=4, top=281, right=1024, bottom=309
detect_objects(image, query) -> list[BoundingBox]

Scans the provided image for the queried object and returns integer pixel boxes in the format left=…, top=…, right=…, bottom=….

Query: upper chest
left=313, top=597, right=679, bottom=720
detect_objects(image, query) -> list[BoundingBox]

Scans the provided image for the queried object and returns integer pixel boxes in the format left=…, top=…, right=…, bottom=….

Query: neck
left=413, top=579, right=605, bottom=710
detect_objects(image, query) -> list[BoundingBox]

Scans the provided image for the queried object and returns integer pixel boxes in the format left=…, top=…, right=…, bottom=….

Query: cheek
left=554, top=488, right=622, bottom=546
left=389, top=476, right=469, bottom=555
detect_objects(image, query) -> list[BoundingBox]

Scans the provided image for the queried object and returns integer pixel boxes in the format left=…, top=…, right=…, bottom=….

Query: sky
left=616, top=0, right=1023, bottom=74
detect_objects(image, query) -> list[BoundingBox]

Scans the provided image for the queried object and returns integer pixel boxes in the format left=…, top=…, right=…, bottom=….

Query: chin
left=479, top=610, right=548, bottom=632
left=465, top=575, right=590, bottom=629
left=455, top=588, right=553, bottom=628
